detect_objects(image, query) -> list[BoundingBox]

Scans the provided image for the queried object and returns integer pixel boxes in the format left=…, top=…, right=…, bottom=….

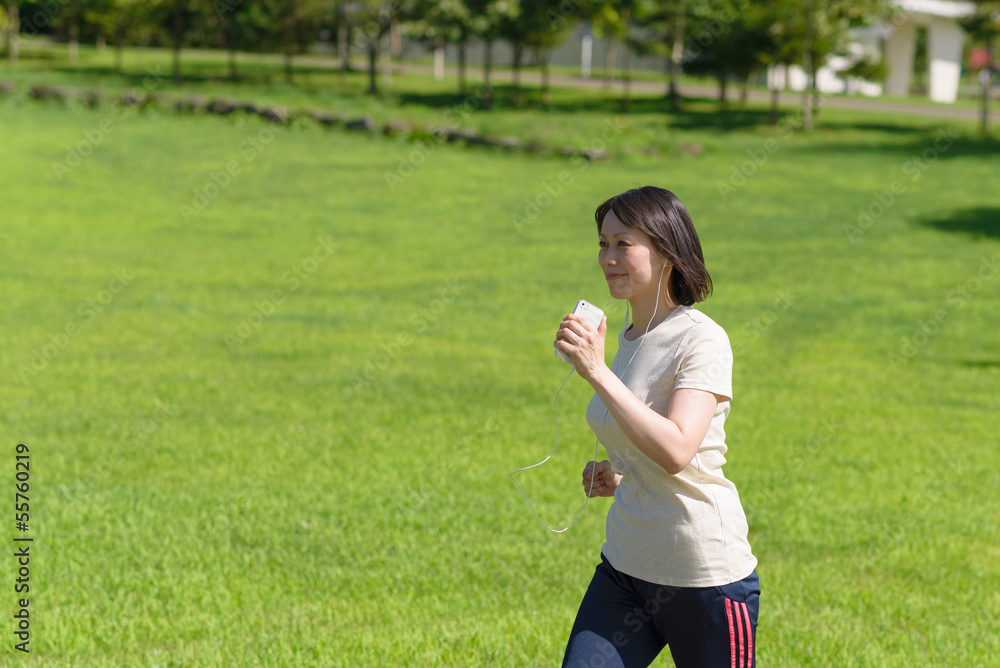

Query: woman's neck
left=627, top=296, right=678, bottom=339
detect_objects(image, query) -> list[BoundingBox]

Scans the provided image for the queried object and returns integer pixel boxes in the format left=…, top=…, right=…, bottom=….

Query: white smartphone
left=555, top=300, right=605, bottom=363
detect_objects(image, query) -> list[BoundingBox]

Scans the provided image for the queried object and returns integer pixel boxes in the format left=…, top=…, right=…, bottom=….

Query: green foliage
left=959, top=1, right=1000, bottom=46
left=685, top=0, right=777, bottom=79
left=842, top=53, right=887, bottom=83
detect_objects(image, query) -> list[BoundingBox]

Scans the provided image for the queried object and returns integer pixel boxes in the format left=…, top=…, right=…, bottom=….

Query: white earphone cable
left=510, top=262, right=670, bottom=532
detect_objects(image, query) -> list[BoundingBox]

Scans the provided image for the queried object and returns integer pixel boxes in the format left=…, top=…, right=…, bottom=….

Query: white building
left=772, top=0, right=977, bottom=103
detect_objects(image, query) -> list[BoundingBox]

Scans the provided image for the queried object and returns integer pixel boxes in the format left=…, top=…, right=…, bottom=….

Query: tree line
left=1, top=0, right=997, bottom=124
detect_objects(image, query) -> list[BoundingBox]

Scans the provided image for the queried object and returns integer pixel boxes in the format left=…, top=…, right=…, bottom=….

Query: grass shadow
left=800, top=128, right=1000, bottom=158
left=396, top=83, right=676, bottom=114
left=817, top=120, right=939, bottom=135
left=50, top=63, right=217, bottom=86
left=959, top=359, right=1000, bottom=369
left=918, top=207, right=1000, bottom=240
left=46, top=61, right=362, bottom=89
left=396, top=85, right=782, bottom=130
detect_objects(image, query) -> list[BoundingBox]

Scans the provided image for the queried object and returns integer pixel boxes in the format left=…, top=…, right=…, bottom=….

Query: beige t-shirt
left=585, top=305, right=757, bottom=587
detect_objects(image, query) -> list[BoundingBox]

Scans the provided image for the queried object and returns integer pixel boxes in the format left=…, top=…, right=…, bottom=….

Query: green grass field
left=2, top=50, right=1000, bottom=666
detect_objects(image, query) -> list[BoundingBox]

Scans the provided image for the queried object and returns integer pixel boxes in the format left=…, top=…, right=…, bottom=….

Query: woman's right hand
left=582, top=460, right=621, bottom=498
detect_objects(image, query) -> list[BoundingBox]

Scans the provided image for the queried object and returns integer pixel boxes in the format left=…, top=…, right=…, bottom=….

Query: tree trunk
left=172, top=6, right=184, bottom=84
left=622, top=44, right=632, bottom=111
left=540, top=49, right=550, bottom=106
left=381, top=29, right=391, bottom=89
left=483, top=39, right=493, bottom=109
left=668, top=9, right=684, bottom=109
left=801, top=0, right=816, bottom=131
left=228, top=48, right=238, bottom=81
left=458, top=41, right=466, bottom=95
left=483, top=39, right=493, bottom=87
left=740, top=71, right=752, bottom=109
left=70, top=0, right=82, bottom=62
left=367, top=37, right=378, bottom=95
left=114, top=27, right=124, bottom=74
left=604, top=38, right=615, bottom=89
left=338, top=20, right=349, bottom=80
left=7, top=2, right=19, bottom=62
left=285, top=51, right=294, bottom=83
left=718, top=71, right=728, bottom=109
left=69, top=0, right=80, bottom=62
left=769, top=79, right=779, bottom=125
left=810, top=62, right=820, bottom=120
left=981, top=49, right=993, bottom=136
left=223, top=18, right=238, bottom=81
left=512, top=42, right=523, bottom=106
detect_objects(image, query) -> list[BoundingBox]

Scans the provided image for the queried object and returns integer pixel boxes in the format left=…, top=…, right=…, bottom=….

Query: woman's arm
left=590, top=376, right=719, bottom=475
left=557, top=314, right=721, bottom=476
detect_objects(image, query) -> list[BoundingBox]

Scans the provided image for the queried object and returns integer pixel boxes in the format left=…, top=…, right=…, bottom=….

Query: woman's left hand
left=555, top=313, right=607, bottom=381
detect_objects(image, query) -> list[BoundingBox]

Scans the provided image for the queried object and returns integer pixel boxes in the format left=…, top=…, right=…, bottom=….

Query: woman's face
left=598, top=209, right=668, bottom=304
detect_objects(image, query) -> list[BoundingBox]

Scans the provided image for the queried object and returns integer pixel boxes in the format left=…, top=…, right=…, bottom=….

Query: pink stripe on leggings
left=740, top=601, right=754, bottom=667
left=725, top=598, right=737, bottom=667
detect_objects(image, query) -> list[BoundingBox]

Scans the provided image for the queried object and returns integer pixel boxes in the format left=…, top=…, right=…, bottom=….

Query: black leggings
left=562, top=554, right=760, bottom=668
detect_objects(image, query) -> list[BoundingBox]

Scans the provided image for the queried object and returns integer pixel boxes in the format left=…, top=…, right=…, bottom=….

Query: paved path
left=385, top=60, right=999, bottom=123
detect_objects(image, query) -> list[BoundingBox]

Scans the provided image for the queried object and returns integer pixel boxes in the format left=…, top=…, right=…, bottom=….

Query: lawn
left=1, top=52, right=999, bottom=666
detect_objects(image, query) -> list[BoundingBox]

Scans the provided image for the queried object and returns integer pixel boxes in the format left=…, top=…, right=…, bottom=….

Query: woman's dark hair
left=595, top=186, right=713, bottom=306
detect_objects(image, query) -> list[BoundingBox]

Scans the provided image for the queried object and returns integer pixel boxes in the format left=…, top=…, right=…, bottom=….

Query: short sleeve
left=674, top=323, right=733, bottom=402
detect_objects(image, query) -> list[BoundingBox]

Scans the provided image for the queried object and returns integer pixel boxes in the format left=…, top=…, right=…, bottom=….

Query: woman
left=555, top=186, right=759, bottom=668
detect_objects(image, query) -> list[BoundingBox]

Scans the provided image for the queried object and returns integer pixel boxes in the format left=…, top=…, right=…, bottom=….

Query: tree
left=3, top=1, right=20, bottom=61
left=500, top=0, right=573, bottom=106
left=591, top=0, right=640, bottom=100
left=633, top=0, right=690, bottom=109
left=352, top=1, right=396, bottom=95
left=257, top=0, right=327, bottom=83
left=684, top=0, right=776, bottom=110
left=466, top=0, right=516, bottom=103
left=85, top=0, right=149, bottom=74
left=146, top=0, right=213, bottom=84
left=208, top=0, right=266, bottom=80
left=960, top=1, right=1000, bottom=135
left=757, top=1, right=805, bottom=124
left=797, top=0, right=888, bottom=129
left=68, top=0, right=81, bottom=61
left=404, top=0, right=472, bottom=94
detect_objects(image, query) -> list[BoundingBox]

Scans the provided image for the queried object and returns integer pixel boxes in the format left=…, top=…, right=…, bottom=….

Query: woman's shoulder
left=674, top=306, right=730, bottom=342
